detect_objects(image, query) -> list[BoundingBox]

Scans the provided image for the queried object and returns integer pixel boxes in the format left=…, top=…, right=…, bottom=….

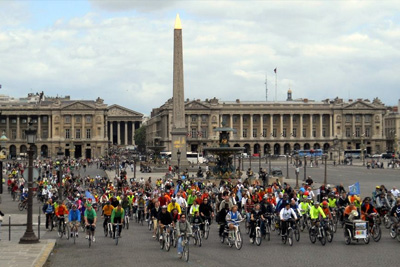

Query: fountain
left=203, top=127, right=244, bottom=179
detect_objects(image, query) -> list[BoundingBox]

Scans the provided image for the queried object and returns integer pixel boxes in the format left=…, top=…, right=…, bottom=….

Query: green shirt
left=84, top=208, right=97, bottom=221
left=187, top=195, right=196, bottom=205
left=309, top=206, right=326, bottom=220
left=111, top=208, right=125, bottom=223
left=300, top=202, right=310, bottom=215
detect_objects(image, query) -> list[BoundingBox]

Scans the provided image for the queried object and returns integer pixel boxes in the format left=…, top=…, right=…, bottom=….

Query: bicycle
left=138, top=209, right=145, bottom=226
left=324, top=218, right=334, bottom=243
left=179, top=234, right=190, bottom=262
left=309, top=220, right=326, bottom=246
left=221, top=219, right=243, bottom=250
left=252, top=218, right=263, bottom=246
left=123, top=212, right=130, bottom=230
left=18, top=201, right=27, bottom=211
left=203, top=217, right=210, bottom=240
left=57, top=216, right=70, bottom=240
left=114, top=223, right=122, bottom=245
left=103, top=215, right=111, bottom=237
left=70, top=222, right=79, bottom=244
left=293, top=219, right=300, bottom=242
left=148, top=217, right=153, bottom=231
left=281, top=219, right=294, bottom=246
left=389, top=219, right=400, bottom=242
left=86, top=224, right=95, bottom=248
left=368, top=213, right=381, bottom=242
left=192, top=223, right=202, bottom=247
left=159, top=225, right=171, bottom=251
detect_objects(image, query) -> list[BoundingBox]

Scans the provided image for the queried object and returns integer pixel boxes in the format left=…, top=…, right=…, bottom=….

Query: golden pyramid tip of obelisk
left=174, top=13, right=182, bottom=29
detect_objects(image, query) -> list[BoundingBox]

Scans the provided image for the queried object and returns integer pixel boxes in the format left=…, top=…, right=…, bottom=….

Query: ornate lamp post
left=324, top=154, right=328, bottom=185
left=57, top=147, right=64, bottom=201
left=286, top=153, right=289, bottom=179
left=177, top=149, right=181, bottom=178
left=0, top=131, right=8, bottom=194
left=20, top=122, right=39, bottom=244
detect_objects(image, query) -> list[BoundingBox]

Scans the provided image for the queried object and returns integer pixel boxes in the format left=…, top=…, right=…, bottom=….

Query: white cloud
left=0, top=0, right=399, bottom=115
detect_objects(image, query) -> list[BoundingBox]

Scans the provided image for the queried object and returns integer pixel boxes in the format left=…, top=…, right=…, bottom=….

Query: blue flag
left=237, top=188, right=242, bottom=202
left=348, top=182, right=360, bottom=195
left=85, top=191, right=96, bottom=203
left=174, top=184, right=180, bottom=195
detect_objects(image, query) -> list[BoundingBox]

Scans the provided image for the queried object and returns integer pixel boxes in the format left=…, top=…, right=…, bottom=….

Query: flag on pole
left=348, top=182, right=360, bottom=195
left=85, top=190, right=96, bottom=203
left=274, top=68, right=277, bottom=73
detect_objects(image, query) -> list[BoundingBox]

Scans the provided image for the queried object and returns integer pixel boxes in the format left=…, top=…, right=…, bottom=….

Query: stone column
left=110, top=121, right=114, bottom=144
left=17, top=116, right=20, bottom=140
left=208, top=115, right=212, bottom=140
left=260, top=114, right=263, bottom=138
left=352, top=115, right=356, bottom=137
left=330, top=114, right=333, bottom=137
left=132, top=122, right=136, bottom=145
left=361, top=114, right=365, bottom=135
left=48, top=115, right=51, bottom=139
left=37, top=116, right=41, bottom=140
left=289, top=114, right=293, bottom=139
left=250, top=114, right=253, bottom=139
left=229, top=114, right=233, bottom=139
left=187, top=115, right=191, bottom=137
left=71, top=115, right=75, bottom=139
left=279, top=114, right=283, bottom=139
left=117, top=121, right=121, bottom=145
left=319, top=114, right=323, bottom=138
left=82, top=115, right=85, bottom=140
left=6, top=116, right=9, bottom=139
left=270, top=114, right=273, bottom=137
left=309, top=114, right=313, bottom=138
left=125, top=121, right=128, bottom=145
left=239, top=114, right=243, bottom=139
left=299, top=114, right=303, bottom=138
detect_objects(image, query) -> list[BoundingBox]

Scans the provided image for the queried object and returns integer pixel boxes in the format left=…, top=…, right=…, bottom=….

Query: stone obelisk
left=170, top=14, right=187, bottom=167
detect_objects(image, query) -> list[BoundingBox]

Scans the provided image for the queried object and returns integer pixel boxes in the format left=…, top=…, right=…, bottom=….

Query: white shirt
left=391, top=189, right=400, bottom=198
left=280, top=207, right=297, bottom=221
left=176, top=196, right=187, bottom=208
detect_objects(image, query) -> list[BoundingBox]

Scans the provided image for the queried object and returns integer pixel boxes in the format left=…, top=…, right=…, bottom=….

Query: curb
left=33, top=239, right=56, bottom=267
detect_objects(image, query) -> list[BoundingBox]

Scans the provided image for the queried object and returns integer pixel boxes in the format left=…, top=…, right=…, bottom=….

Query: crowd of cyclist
left=4, top=158, right=400, bottom=254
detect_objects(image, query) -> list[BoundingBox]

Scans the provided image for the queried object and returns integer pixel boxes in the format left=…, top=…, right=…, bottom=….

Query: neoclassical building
left=0, top=94, right=142, bottom=159
left=147, top=92, right=387, bottom=158
left=384, top=100, right=400, bottom=154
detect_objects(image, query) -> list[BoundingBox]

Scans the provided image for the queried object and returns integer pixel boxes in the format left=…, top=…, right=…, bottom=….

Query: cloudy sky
left=0, top=0, right=399, bottom=115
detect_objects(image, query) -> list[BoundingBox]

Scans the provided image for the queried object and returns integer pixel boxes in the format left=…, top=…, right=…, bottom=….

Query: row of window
left=64, top=115, right=92, bottom=124
left=6, top=129, right=49, bottom=139
left=345, top=127, right=372, bottom=138
left=65, top=128, right=91, bottom=139
left=0, top=116, right=49, bottom=124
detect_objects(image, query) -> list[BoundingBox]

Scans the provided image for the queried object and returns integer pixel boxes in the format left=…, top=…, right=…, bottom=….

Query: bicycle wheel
left=197, top=231, right=202, bottom=247
left=320, top=229, right=326, bottom=246
left=255, top=228, right=262, bottom=246
left=397, top=229, right=400, bottom=242
left=204, top=222, right=210, bottom=240
left=345, top=229, right=351, bottom=245
left=109, top=224, right=113, bottom=238
left=165, top=233, right=171, bottom=251
left=294, top=228, right=300, bottom=242
left=235, top=230, right=242, bottom=250
left=265, top=224, right=271, bottom=241
left=148, top=220, right=152, bottom=231
left=245, top=221, right=250, bottom=234
left=193, top=231, right=198, bottom=245
left=88, top=232, right=92, bottom=248
left=309, top=228, right=316, bottom=243
left=104, top=224, right=108, bottom=237
left=18, top=203, right=24, bottom=211
left=73, top=229, right=76, bottom=244
left=126, top=217, right=129, bottom=230
left=66, top=224, right=70, bottom=240
left=372, top=225, right=381, bottom=242
left=160, top=234, right=165, bottom=250
left=384, top=215, right=391, bottom=229
left=390, top=225, right=397, bottom=239
left=115, top=226, right=119, bottom=246
left=184, top=240, right=189, bottom=262
left=288, top=229, right=293, bottom=246
left=271, top=217, right=276, bottom=232
left=327, top=229, right=333, bottom=243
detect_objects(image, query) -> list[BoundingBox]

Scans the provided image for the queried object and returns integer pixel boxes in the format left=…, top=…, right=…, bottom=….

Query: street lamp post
left=295, top=156, right=299, bottom=189
left=361, top=133, right=365, bottom=166
left=0, top=131, right=8, bottom=194
left=249, top=149, right=252, bottom=169
left=258, top=153, right=261, bottom=171
left=177, top=149, right=181, bottom=178
left=303, top=156, right=307, bottom=181
left=286, top=153, right=289, bottom=179
left=268, top=151, right=272, bottom=175
left=20, top=122, right=39, bottom=244
left=57, top=147, right=64, bottom=201
left=324, top=154, right=328, bottom=185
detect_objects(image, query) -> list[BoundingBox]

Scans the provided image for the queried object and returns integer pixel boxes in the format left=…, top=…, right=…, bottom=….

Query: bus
left=344, top=149, right=366, bottom=159
left=296, top=149, right=324, bottom=157
left=160, top=151, right=204, bottom=164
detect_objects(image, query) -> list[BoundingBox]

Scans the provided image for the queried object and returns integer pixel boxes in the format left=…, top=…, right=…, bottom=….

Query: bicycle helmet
left=161, top=205, right=167, bottom=209
left=322, top=201, right=328, bottom=206
left=314, top=201, right=320, bottom=205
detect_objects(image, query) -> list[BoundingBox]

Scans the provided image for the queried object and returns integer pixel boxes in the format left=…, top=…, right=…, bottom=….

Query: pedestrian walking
left=0, top=209, right=4, bottom=241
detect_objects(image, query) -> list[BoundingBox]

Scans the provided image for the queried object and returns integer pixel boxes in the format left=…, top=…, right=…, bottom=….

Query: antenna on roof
left=265, top=74, right=268, bottom=101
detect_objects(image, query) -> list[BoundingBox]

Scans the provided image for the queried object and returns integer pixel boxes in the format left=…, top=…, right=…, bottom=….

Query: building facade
left=384, top=100, right=400, bottom=155
left=147, top=93, right=388, bottom=158
left=0, top=94, right=142, bottom=159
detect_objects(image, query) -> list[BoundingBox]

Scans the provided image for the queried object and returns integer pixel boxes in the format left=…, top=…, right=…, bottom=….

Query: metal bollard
left=8, top=215, right=10, bottom=241
left=38, top=206, right=41, bottom=240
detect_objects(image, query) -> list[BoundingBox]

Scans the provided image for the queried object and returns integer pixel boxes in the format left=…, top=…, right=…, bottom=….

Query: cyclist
left=167, top=198, right=182, bottom=215
left=299, top=197, right=310, bottom=216
left=176, top=214, right=192, bottom=258
left=199, top=198, right=214, bottom=227
left=111, top=203, right=125, bottom=239
left=121, top=195, right=131, bottom=218
left=279, top=202, right=297, bottom=240
left=189, top=201, right=200, bottom=217
left=84, top=204, right=97, bottom=242
left=309, top=202, right=326, bottom=228
left=157, top=205, right=173, bottom=241
left=42, top=199, right=54, bottom=230
left=361, top=197, right=377, bottom=227
left=68, top=204, right=81, bottom=237
left=55, top=200, right=69, bottom=232
left=137, top=194, right=146, bottom=222
left=102, top=201, right=114, bottom=232
left=226, top=205, right=243, bottom=237
left=151, top=200, right=161, bottom=238
left=191, top=210, right=204, bottom=232
left=249, top=203, right=265, bottom=243
left=389, top=199, right=400, bottom=233
left=171, top=208, right=180, bottom=225
left=321, top=201, right=332, bottom=220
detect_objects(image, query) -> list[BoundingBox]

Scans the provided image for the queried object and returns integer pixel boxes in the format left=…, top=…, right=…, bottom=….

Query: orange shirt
left=56, top=205, right=69, bottom=216
left=344, top=205, right=357, bottom=216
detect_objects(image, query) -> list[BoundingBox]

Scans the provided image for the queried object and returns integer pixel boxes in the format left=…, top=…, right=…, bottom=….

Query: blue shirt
left=68, top=209, right=81, bottom=222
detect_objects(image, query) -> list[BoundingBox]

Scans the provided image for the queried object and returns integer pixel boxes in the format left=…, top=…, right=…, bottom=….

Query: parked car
left=271, top=168, right=283, bottom=177
left=382, top=153, right=394, bottom=159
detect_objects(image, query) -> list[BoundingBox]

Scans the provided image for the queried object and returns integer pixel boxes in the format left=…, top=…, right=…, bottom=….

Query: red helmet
left=322, top=201, right=328, bottom=206
left=304, top=191, right=309, bottom=196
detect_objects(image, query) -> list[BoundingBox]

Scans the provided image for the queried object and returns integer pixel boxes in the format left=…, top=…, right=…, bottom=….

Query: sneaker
left=76, top=233, right=79, bottom=238
left=159, top=236, right=163, bottom=241
left=85, top=235, right=89, bottom=239
left=92, top=237, right=95, bottom=242
left=152, top=235, right=156, bottom=238
left=70, top=233, right=73, bottom=238
left=178, top=252, right=182, bottom=258
left=249, top=238, right=253, bottom=243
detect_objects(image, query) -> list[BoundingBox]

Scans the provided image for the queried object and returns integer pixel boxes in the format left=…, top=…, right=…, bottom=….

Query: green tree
left=134, top=125, right=146, bottom=152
